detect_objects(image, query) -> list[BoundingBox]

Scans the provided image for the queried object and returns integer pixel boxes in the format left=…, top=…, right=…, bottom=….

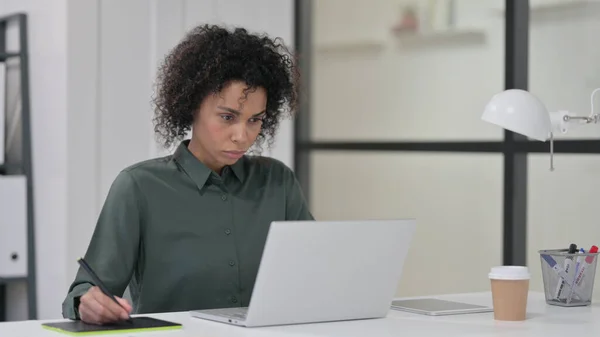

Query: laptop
left=190, top=219, right=416, bottom=327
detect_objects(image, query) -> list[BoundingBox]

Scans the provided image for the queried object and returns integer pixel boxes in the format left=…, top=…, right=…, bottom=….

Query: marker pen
left=570, top=245, right=599, bottom=299
left=554, top=244, right=577, bottom=299
left=574, top=248, right=586, bottom=276
left=541, top=254, right=586, bottom=300
left=566, top=248, right=586, bottom=302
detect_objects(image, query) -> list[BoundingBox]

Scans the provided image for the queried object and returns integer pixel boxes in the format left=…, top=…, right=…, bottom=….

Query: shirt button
left=231, top=296, right=238, bottom=304
left=221, top=194, right=227, bottom=201
left=229, top=260, right=236, bottom=266
left=224, top=229, right=232, bottom=235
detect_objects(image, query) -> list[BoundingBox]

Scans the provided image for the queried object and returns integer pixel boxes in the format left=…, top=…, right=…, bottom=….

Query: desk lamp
left=482, top=88, right=600, bottom=171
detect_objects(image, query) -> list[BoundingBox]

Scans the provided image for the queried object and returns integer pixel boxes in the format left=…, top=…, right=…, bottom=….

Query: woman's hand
left=78, top=286, right=132, bottom=325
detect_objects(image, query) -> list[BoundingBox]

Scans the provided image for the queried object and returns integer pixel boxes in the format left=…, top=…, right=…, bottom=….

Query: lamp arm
left=564, top=115, right=596, bottom=123
left=553, top=88, right=600, bottom=125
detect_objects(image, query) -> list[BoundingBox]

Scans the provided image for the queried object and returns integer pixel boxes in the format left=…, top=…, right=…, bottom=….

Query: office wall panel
left=310, top=0, right=505, bottom=141
left=528, top=154, right=600, bottom=299
left=528, top=2, right=600, bottom=140
left=310, top=151, right=503, bottom=297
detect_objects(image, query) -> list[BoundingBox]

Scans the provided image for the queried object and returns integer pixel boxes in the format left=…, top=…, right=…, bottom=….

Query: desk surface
left=2, top=291, right=599, bottom=336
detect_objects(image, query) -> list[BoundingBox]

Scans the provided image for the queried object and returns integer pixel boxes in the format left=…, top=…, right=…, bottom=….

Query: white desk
left=2, top=291, right=599, bottom=336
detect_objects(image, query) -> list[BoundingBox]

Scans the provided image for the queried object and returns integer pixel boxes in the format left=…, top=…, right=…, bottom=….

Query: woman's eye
left=220, top=114, right=234, bottom=121
left=249, top=118, right=264, bottom=124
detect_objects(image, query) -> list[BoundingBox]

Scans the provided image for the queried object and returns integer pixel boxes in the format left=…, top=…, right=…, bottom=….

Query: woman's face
left=191, top=81, right=267, bottom=171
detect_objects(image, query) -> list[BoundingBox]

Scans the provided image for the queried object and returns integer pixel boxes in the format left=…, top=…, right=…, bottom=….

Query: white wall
left=526, top=0, right=600, bottom=298
left=4, top=0, right=294, bottom=321
left=310, top=0, right=600, bottom=298
left=312, top=0, right=505, bottom=141
left=311, top=152, right=503, bottom=297
left=311, top=0, right=506, bottom=297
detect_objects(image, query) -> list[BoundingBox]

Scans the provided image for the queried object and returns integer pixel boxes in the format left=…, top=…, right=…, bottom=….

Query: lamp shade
left=482, top=89, right=552, bottom=141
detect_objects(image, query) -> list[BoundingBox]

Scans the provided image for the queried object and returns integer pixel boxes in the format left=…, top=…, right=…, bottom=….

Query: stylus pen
left=77, top=257, right=133, bottom=323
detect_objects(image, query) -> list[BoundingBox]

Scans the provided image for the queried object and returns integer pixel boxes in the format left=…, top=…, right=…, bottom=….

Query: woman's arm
left=62, top=170, right=143, bottom=319
left=284, top=167, right=314, bottom=221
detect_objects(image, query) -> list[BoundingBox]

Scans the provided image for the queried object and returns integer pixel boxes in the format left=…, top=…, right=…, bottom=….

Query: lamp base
left=550, top=110, right=571, bottom=135
left=547, top=110, right=600, bottom=172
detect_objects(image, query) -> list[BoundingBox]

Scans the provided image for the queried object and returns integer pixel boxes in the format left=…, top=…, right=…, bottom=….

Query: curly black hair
left=152, top=24, right=299, bottom=152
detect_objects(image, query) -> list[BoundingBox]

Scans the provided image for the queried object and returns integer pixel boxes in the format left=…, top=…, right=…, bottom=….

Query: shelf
left=0, top=52, right=20, bottom=62
left=0, top=277, right=27, bottom=285
left=394, top=29, right=486, bottom=48
left=314, top=40, right=385, bottom=53
left=493, top=1, right=600, bottom=18
left=0, top=12, right=34, bottom=322
left=0, top=164, right=24, bottom=175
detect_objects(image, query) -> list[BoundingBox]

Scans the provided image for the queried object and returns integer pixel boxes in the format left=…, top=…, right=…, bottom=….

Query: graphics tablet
left=391, top=298, right=493, bottom=316
left=41, top=317, right=182, bottom=335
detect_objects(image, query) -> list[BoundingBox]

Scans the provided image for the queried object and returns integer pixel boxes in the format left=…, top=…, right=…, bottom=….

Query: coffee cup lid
left=488, top=266, right=530, bottom=280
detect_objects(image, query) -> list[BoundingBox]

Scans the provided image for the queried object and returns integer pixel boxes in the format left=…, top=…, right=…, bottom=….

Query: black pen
left=77, top=257, right=133, bottom=323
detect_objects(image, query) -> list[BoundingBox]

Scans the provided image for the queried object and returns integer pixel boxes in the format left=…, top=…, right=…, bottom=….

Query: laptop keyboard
left=202, top=307, right=248, bottom=320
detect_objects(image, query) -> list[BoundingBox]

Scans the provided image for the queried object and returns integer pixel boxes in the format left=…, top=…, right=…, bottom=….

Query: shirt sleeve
left=284, top=167, right=314, bottom=221
left=61, top=170, right=142, bottom=319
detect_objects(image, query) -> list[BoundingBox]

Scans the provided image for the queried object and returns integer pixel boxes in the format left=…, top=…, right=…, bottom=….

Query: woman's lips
left=223, top=151, right=246, bottom=159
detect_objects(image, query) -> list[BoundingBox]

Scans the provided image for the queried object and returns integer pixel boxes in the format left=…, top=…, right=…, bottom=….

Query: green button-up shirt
left=61, top=140, right=313, bottom=319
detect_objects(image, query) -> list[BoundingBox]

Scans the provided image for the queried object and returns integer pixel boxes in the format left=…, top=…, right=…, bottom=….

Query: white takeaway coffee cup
left=488, top=266, right=530, bottom=321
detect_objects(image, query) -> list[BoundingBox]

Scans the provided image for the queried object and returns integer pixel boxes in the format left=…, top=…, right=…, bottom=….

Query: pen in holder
left=539, top=248, right=599, bottom=307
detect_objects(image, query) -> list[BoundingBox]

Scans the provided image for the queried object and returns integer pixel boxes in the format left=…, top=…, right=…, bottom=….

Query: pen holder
left=539, top=249, right=599, bottom=307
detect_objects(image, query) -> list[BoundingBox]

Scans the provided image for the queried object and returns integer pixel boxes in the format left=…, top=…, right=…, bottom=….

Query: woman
left=61, top=24, right=313, bottom=324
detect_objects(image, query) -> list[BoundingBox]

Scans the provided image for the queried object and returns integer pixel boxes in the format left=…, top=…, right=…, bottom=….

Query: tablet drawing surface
left=391, top=298, right=493, bottom=316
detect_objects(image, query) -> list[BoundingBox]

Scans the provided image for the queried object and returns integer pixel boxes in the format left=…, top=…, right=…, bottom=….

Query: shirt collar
left=173, top=140, right=246, bottom=190
left=229, top=157, right=246, bottom=183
